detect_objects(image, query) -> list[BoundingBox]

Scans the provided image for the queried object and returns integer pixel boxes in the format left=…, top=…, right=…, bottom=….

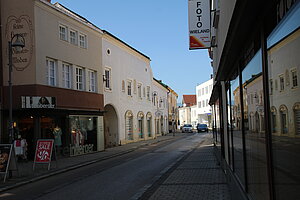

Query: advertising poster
left=0, top=144, right=17, bottom=182
left=33, top=139, right=54, bottom=170
left=188, top=0, right=211, bottom=49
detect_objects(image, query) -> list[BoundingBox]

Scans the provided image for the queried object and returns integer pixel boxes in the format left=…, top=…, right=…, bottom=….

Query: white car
left=182, top=124, right=193, bottom=133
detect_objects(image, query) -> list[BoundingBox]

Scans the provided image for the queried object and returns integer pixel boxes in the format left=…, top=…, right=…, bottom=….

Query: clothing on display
left=53, top=126, right=62, bottom=146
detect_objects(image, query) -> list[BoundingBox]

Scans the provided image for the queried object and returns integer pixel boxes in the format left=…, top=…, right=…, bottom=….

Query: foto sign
left=188, top=0, right=211, bottom=49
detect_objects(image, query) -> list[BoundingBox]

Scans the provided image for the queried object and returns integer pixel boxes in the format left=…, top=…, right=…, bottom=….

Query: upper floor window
left=138, top=84, right=142, bottom=99
left=46, top=58, right=56, bottom=86
left=127, top=80, right=132, bottom=96
left=75, top=67, right=84, bottom=91
left=292, top=69, right=298, bottom=88
left=122, top=80, right=125, bottom=92
left=79, top=34, right=87, bottom=48
left=279, top=75, right=284, bottom=91
left=198, top=101, right=201, bottom=108
left=104, top=69, right=111, bottom=90
left=205, top=86, right=208, bottom=94
left=70, top=30, right=78, bottom=45
left=202, top=88, right=204, bottom=95
left=62, top=63, right=71, bottom=89
left=59, top=25, right=68, bottom=41
left=143, top=87, right=146, bottom=98
left=147, top=86, right=150, bottom=100
left=88, top=70, right=96, bottom=92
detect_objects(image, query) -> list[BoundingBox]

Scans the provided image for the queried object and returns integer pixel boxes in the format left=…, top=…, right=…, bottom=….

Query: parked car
left=197, top=124, right=208, bottom=133
left=182, top=124, right=193, bottom=133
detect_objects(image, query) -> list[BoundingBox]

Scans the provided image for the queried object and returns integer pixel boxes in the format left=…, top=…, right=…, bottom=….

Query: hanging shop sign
left=21, top=96, right=56, bottom=109
left=33, top=139, right=55, bottom=171
left=188, top=0, right=211, bottom=49
left=5, top=15, right=34, bottom=71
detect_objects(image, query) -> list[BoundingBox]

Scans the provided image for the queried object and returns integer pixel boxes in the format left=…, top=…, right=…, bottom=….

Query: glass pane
left=242, top=50, right=269, bottom=199
left=231, top=76, right=246, bottom=186
left=267, top=4, right=300, bottom=198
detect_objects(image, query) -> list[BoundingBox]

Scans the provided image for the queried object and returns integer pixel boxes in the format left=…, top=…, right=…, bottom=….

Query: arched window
left=293, top=103, right=300, bottom=135
left=271, top=107, right=277, bottom=133
left=137, top=112, right=144, bottom=139
left=279, top=105, right=288, bottom=134
left=125, top=111, right=133, bottom=140
left=146, top=112, right=152, bottom=137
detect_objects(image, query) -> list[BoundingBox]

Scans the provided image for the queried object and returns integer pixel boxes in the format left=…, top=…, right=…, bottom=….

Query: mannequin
left=53, top=125, right=62, bottom=147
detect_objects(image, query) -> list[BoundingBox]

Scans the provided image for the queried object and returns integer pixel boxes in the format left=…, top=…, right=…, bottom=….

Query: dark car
left=197, top=124, right=208, bottom=133
left=182, top=124, right=193, bottom=133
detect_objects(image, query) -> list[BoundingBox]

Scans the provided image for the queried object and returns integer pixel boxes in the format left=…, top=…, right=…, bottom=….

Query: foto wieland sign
left=188, top=0, right=211, bottom=49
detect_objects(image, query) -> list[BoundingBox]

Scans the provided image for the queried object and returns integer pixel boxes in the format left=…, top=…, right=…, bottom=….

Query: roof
left=182, top=95, right=196, bottom=107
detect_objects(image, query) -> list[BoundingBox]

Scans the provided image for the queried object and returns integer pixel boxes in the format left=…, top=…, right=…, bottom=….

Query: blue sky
left=56, top=0, right=212, bottom=102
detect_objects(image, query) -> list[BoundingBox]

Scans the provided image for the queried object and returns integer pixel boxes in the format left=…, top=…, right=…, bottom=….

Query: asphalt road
left=0, top=133, right=207, bottom=200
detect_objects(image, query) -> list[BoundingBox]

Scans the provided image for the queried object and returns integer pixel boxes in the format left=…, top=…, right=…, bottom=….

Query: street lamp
left=8, top=33, right=25, bottom=143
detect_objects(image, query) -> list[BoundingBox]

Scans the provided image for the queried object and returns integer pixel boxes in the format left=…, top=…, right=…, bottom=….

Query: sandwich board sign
left=0, top=144, right=18, bottom=182
left=33, top=139, right=55, bottom=171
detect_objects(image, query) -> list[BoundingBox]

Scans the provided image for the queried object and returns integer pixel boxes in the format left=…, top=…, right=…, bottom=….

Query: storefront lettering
left=70, top=144, right=94, bottom=156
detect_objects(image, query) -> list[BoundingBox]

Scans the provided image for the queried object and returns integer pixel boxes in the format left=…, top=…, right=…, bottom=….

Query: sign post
left=33, top=139, right=55, bottom=171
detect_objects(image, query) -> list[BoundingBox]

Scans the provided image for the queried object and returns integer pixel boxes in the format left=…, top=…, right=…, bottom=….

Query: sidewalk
left=0, top=133, right=181, bottom=193
left=136, top=136, right=232, bottom=200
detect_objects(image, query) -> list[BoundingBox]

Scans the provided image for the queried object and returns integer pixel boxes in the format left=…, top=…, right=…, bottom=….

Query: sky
left=56, top=0, right=212, bottom=103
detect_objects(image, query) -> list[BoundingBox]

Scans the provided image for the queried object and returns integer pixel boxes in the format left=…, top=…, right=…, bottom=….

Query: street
left=0, top=133, right=207, bottom=200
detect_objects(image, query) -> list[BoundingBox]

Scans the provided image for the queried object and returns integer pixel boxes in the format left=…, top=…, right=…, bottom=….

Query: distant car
left=182, top=124, right=193, bottom=133
left=197, top=124, right=208, bottom=133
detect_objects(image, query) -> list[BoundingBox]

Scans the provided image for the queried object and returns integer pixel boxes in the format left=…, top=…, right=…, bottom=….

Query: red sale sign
left=34, top=139, right=54, bottom=163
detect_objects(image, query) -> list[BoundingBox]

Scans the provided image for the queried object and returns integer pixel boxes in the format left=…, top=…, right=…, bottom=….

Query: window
left=59, top=25, right=68, bottom=41
left=292, top=70, right=298, bottom=87
left=279, top=75, right=284, bottom=91
left=79, top=34, right=87, bottom=48
left=46, top=58, right=56, bottom=86
left=104, top=69, right=111, bottom=90
left=198, top=90, right=201, bottom=96
left=88, top=70, right=96, bottom=92
left=62, top=63, right=71, bottom=89
left=206, top=99, right=208, bottom=107
left=205, top=86, right=208, bottom=94
left=138, top=84, right=142, bottom=99
left=294, top=103, right=300, bottom=135
left=202, top=88, right=204, bottom=95
left=271, top=107, right=277, bottom=133
left=280, top=105, right=288, bottom=134
left=202, top=100, right=205, bottom=107
left=70, top=30, right=78, bottom=45
left=127, top=80, right=132, bottom=96
left=199, top=101, right=201, bottom=108
left=75, top=67, right=84, bottom=90
left=143, top=87, right=146, bottom=97
left=133, top=80, right=137, bottom=94
left=122, top=80, right=125, bottom=92
left=125, top=111, right=133, bottom=140
left=147, top=86, right=150, bottom=100
left=270, top=79, right=273, bottom=95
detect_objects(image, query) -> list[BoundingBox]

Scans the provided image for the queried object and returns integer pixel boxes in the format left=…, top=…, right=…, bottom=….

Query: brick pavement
left=137, top=138, right=232, bottom=200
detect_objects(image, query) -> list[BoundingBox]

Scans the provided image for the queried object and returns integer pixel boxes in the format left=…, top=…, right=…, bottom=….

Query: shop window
left=279, top=105, right=288, bottom=134
left=46, top=58, right=57, bottom=86
left=75, top=67, right=84, bottom=91
left=125, top=111, right=133, bottom=140
left=62, top=63, right=72, bottom=89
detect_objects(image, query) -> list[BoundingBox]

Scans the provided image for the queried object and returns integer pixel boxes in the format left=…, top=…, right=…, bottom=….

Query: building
left=178, top=95, right=196, bottom=127
left=196, top=78, right=213, bottom=127
left=166, top=87, right=178, bottom=133
left=209, top=0, right=300, bottom=199
left=152, top=78, right=169, bottom=136
left=101, top=30, right=154, bottom=147
left=1, top=0, right=105, bottom=158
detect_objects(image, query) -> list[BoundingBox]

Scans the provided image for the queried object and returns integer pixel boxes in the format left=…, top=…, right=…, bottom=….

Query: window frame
left=88, top=70, right=96, bottom=92
left=69, top=29, right=78, bottom=45
left=104, top=68, right=111, bottom=91
left=46, top=58, right=57, bottom=86
left=59, top=24, right=68, bottom=41
left=75, top=66, right=84, bottom=91
left=79, top=33, right=87, bottom=48
left=62, top=62, right=72, bottom=89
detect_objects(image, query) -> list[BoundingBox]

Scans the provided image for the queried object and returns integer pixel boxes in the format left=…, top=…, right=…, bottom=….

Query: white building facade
left=102, top=31, right=154, bottom=147
left=152, top=79, right=169, bottom=136
left=196, top=78, right=213, bottom=127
